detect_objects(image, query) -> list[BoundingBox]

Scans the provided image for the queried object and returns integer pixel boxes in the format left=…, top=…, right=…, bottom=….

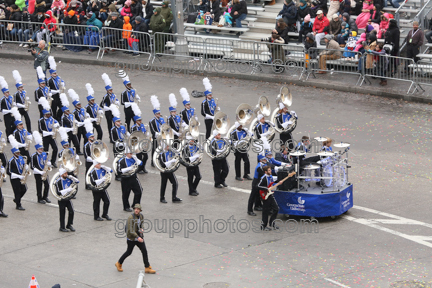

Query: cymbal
left=303, top=164, right=320, bottom=170
left=334, top=142, right=350, bottom=148
left=290, top=151, right=306, bottom=156
left=314, top=137, right=327, bottom=142
left=317, top=151, right=335, bottom=157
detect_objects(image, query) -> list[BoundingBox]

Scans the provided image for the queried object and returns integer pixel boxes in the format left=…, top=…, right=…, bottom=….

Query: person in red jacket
left=37, top=10, right=57, bottom=43
left=312, top=10, right=329, bottom=47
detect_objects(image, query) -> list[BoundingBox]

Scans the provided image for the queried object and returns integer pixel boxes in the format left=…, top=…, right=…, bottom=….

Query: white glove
left=291, top=111, right=297, bottom=118
left=68, top=176, right=79, bottom=183
left=190, top=153, right=200, bottom=162
left=155, top=132, right=160, bottom=138
left=18, top=175, right=25, bottom=180
left=173, top=130, right=180, bottom=136
left=86, top=113, right=90, bottom=118
left=181, top=122, right=188, bottom=128
left=282, top=121, right=293, bottom=129
left=165, top=159, right=176, bottom=168
left=2, top=109, right=11, bottom=115
left=98, top=110, right=104, bottom=116
left=101, top=165, right=111, bottom=171
left=26, top=97, right=30, bottom=100
left=115, top=100, right=120, bottom=106
left=25, top=164, right=29, bottom=170
left=47, top=160, right=52, bottom=167
left=136, top=95, right=140, bottom=101
left=103, top=106, right=110, bottom=112
left=75, top=155, right=80, bottom=160
left=26, top=135, right=33, bottom=140
left=1, top=138, right=5, bottom=143
left=91, top=118, right=97, bottom=122
left=33, top=168, right=44, bottom=175
left=51, top=89, right=59, bottom=93
left=43, top=131, right=54, bottom=137
left=217, top=107, right=221, bottom=111
left=60, top=187, right=73, bottom=196
left=18, top=143, right=26, bottom=148
left=195, top=116, right=199, bottom=121
left=16, top=103, right=25, bottom=108
left=205, top=114, right=214, bottom=120
left=48, top=92, right=52, bottom=97
left=66, top=128, right=73, bottom=132
left=86, top=156, right=93, bottom=162
left=61, top=81, right=65, bottom=88
left=11, top=173, right=23, bottom=179
left=275, top=166, right=282, bottom=172
left=125, top=102, right=131, bottom=108
left=77, top=122, right=84, bottom=127
left=121, top=166, right=133, bottom=173
left=0, top=167, right=5, bottom=174
left=53, top=123, right=59, bottom=128
left=95, top=178, right=104, bottom=186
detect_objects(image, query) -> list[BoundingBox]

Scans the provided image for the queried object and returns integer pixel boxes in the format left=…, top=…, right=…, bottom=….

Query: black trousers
left=67, top=131, right=81, bottom=154
left=43, top=136, right=58, bottom=163
left=248, top=178, right=263, bottom=212
left=58, top=199, right=74, bottom=229
left=124, top=106, right=134, bottom=132
left=121, top=176, right=142, bottom=209
left=18, top=108, right=31, bottom=131
left=160, top=172, right=178, bottom=200
left=105, top=111, right=113, bottom=141
left=261, top=195, right=279, bottom=228
left=280, top=132, right=294, bottom=150
left=204, top=119, right=213, bottom=139
left=4, top=114, right=14, bottom=138
left=19, top=148, right=31, bottom=164
left=186, top=166, right=201, bottom=193
left=92, top=190, right=110, bottom=219
left=11, top=178, right=26, bottom=207
left=0, top=188, right=3, bottom=213
left=407, top=45, right=420, bottom=63
left=93, top=122, right=103, bottom=140
left=0, top=153, right=7, bottom=168
left=234, top=151, right=250, bottom=178
left=85, top=161, right=93, bottom=185
left=136, top=152, right=148, bottom=168
left=212, top=158, right=229, bottom=185
left=77, top=126, right=87, bottom=153
left=35, top=174, right=49, bottom=201
left=151, top=137, right=157, bottom=166
left=119, top=239, right=150, bottom=268
left=51, top=93, right=61, bottom=121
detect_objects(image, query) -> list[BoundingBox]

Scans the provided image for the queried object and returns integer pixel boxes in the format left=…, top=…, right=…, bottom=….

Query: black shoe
left=66, top=225, right=75, bottom=232
left=142, top=168, right=148, bottom=173
left=52, top=163, right=58, bottom=168
left=38, top=200, right=46, bottom=204
left=16, top=206, right=25, bottom=211
left=115, top=177, right=122, bottom=181
left=77, top=152, right=84, bottom=156
left=214, top=184, right=223, bottom=188
left=273, top=226, right=280, bottom=230
left=13, top=199, right=16, bottom=203
left=95, top=217, right=104, bottom=221
left=2, top=178, right=5, bottom=182
left=85, top=184, right=91, bottom=190
left=235, top=177, right=243, bottom=181
left=59, top=228, right=69, bottom=232
left=243, top=175, right=253, bottom=180
left=261, top=226, right=271, bottom=231
left=172, top=197, right=182, bottom=203
left=0, top=212, right=8, bottom=217
left=194, top=190, right=199, bottom=195
left=189, top=192, right=198, bottom=196
left=132, top=53, right=140, bottom=57
left=151, top=163, right=155, bottom=167
left=102, top=215, right=112, bottom=221
left=222, top=182, right=228, bottom=187
left=124, top=208, right=133, bottom=212
left=160, top=199, right=167, bottom=203
left=44, top=198, right=51, bottom=203
left=138, top=170, right=145, bottom=174
left=254, top=207, right=263, bottom=211
left=247, top=211, right=257, bottom=216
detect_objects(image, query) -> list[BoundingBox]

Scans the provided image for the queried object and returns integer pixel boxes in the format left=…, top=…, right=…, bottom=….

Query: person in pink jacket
left=354, top=32, right=367, bottom=52
left=355, top=0, right=374, bottom=29
left=377, top=13, right=390, bottom=39
left=121, top=0, right=133, bottom=17
left=51, top=0, right=65, bottom=19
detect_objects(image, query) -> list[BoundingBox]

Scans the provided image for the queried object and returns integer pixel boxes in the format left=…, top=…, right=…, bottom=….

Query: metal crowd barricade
left=360, top=54, right=421, bottom=94
left=304, top=47, right=363, bottom=82
left=0, top=20, right=48, bottom=45
left=47, top=23, right=102, bottom=54
left=100, top=27, right=151, bottom=60
left=413, top=59, right=432, bottom=93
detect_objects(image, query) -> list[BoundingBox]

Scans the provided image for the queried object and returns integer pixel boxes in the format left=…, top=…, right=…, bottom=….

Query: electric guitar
left=260, top=171, right=296, bottom=200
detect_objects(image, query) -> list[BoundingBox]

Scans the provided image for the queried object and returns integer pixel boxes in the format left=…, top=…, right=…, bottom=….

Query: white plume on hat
left=203, top=78, right=212, bottom=91
left=12, top=70, right=22, bottom=84
left=59, top=127, right=69, bottom=143
left=48, top=56, right=57, bottom=71
left=101, top=73, right=112, bottom=87
left=36, top=66, right=45, bottom=80
left=10, top=107, right=21, bottom=121
left=68, top=89, right=80, bottom=103
left=150, top=95, right=160, bottom=110
left=33, top=131, right=43, bottom=146
left=39, top=97, right=51, bottom=111
left=179, top=88, right=190, bottom=103
left=109, top=104, right=121, bottom=119
left=130, top=103, right=141, bottom=116
left=0, top=76, right=8, bottom=90
left=60, top=93, right=69, bottom=107
left=169, top=93, right=177, bottom=108
left=8, top=135, right=19, bottom=150
left=84, top=118, right=94, bottom=134
left=85, top=83, right=94, bottom=96
left=261, top=137, right=271, bottom=155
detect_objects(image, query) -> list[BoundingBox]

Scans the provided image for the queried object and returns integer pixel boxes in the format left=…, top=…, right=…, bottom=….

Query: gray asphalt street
left=1, top=58, right=432, bottom=288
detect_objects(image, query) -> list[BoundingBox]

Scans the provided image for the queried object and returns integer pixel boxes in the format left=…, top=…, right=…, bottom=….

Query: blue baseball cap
left=86, top=132, right=94, bottom=138
left=11, top=147, right=19, bottom=153
left=72, top=100, right=80, bottom=106
left=42, top=109, right=51, bottom=115
left=61, top=106, right=69, bottom=112
left=14, top=119, right=23, bottom=126
left=133, top=115, right=141, bottom=122
left=87, top=95, right=94, bottom=101
left=112, top=117, right=121, bottom=123
left=105, top=85, right=112, bottom=91
left=35, top=143, right=43, bottom=150
left=61, top=140, right=68, bottom=147
left=1, top=87, right=9, bottom=94
left=153, top=109, right=160, bottom=114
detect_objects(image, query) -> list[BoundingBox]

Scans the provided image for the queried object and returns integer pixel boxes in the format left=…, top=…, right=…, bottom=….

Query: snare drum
left=321, top=164, right=333, bottom=187
left=303, top=164, right=320, bottom=182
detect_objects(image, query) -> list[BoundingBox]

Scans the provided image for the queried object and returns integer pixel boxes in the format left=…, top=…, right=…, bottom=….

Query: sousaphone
left=271, top=86, right=297, bottom=133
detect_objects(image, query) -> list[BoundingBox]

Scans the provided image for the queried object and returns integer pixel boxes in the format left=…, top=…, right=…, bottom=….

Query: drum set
left=290, top=139, right=351, bottom=192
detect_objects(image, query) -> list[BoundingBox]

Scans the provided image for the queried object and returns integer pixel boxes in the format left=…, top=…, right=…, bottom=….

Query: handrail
left=395, top=0, right=409, bottom=27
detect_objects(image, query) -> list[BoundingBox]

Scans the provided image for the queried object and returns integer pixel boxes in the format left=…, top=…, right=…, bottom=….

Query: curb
left=3, top=52, right=431, bottom=104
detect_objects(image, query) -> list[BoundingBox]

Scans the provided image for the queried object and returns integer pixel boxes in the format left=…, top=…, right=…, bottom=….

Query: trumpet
left=41, top=152, right=52, bottom=181
left=96, top=110, right=104, bottom=126
left=20, top=156, right=31, bottom=184
left=72, top=119, right=78, bottom=135
left=25, top=135, right=32, bottom=151
left=0, top=138, right=6, bottom=153
left=23, top=92, right=31, bottom=111
left=52, top=125, right=58, bottom=140
left=0, top=159, right=7, bottom=188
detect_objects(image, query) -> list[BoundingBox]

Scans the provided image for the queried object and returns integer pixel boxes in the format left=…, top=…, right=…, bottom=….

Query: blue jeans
left=18, top=29, right=30, bottom=42
left=144, top=19, right=150, bottom=25
left=391, top=0, right=404, bottom=8
left=235, top=13, right=247, bottom=28
left=128, top=41, right=139, bottom=54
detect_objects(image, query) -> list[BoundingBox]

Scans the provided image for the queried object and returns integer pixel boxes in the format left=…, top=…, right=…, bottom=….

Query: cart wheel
left=330, top=216, right=337, bottom=220
left=284, top=214, right=290, bottom=218
left=310, top=217, right=316, bottom=221
left=343, top=211, right=348, bottom=214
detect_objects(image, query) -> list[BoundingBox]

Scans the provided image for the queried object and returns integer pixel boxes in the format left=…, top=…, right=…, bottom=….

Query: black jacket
left=276, top=26, right=289, bottom=44
left=144, top=0, right=154, bottom=20
left=230, top=0, right=247, bottom=19
left=384, top=20, right=400, bottom=56
left=109, top=17, right=123, bottom=29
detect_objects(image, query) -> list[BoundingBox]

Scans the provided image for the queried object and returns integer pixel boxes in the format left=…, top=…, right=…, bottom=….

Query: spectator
left=356, top=0, right=373, bottom=29
left=357, top=32, right=376, bottom=73
left=35, top=0, right=47, bottom=13
left=121, top=0, right=133, bottom=17
left=67, top=0, right=84, bottom=15
left=425, top=18, right=432, bottom=45
left=336, top=21, right=349, bottom=45
left=277, top=0, right=297, bottom=30
left=160, top=0, right=173, bottom=33
left=51, top=0, right=65, bottom=19
left=405, top=21, right=424, bottom=63
left=273, top=18, right=289, bottom=44
left=141, top=0, right=153, bottom=25
left=37, top=10, right=56, bottom=43
left=343, top=31, right=359, bottom=58
left=122, top=15, right=132, bottom=49
left=31, top=40, right=49, bottom=73
left=6, top=4, right=21, bottom=41
left=309, top=0, right=319, bottom=19
left=391, top=0, right=403, bottom=8
left=130, top=0, right=142, bottom=21
left=329, top=13, right=341, bottom=37
left=127, top=16, right=149, bottom=56
left=86, top=10, right=103, bottom=30
left=316, top=0, right=328, bottom=14
left=384, top=19, right=399, bottom=54
left=318, top=35, right=341, bottom=73
left=265, top=32, right=286, bottom=72
left=327, top=0, right=340, bottom=19
left=85, top=11, right=103, bottom=52
left=367, top=43, right=388, bottom=85
left=16, top=0, right=26, bottom=11
left=99, top=0, right=109, bottom=21
left=342, top=12, right=358, bottom=33
left=149, top=7, right=165, bottom=53
left=17, top=7, right=32, bottom=46
left=298, top=13, right=313, bottom=43
left=207, top=0, right=221, bottom=22
left=304, top=32, right=317, bottom=59
left=312, top=10, right=329, bottom=46
left=87, top=0, right=102, bottom=16
left=354, top=32, right=367, bottom=53
left=198, top=0, right=207, bottom=12
left=297, top=0, right=310, bottom=22
left=230, top=0, right=247, bottom=30
left=102, top=11, right=122, bottom=53
left=370, top=4, right=382, bottom=30
left=63, top=10, right=81, bottom=52
left=377, top=12, right=389, bottom=38
left=340, top=0, right=351, bottom=14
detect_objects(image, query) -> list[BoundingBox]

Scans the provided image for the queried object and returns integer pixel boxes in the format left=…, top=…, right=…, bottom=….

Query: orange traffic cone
left=28, top=275, right=40, bottom=288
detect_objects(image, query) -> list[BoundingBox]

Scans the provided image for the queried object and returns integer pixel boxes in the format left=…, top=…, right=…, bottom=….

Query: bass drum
left=321, top=164, right=333, bottom=187
left=333, top=165, right=347, bottom=188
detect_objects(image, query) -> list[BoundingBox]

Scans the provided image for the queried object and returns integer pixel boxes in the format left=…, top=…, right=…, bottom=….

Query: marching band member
left=58, top=127, right=81, bottom=176
left=47, top=56, right=65, bottom=121
left=117, top=148, right=144, bottom=212
left=55, top=167, right=78, bottom=232
left=275, top=146, right=290, bottom=163
left=69, top=93, right=87, bottom=153
left=149, top=95, right=165, bottom=167
left=130, top=115, right=149, bottom=174
left=31, top=131, right=52, bottom=204
left=275, top=102, right=298, bottom=150
left=158, top=143, right=182, bottom=203
left=120, top=74, right=140, bottom=131
left=88, top=160, right=112, bottom=221
left=110, top=105, right=129, bottom=155
left=322, top=138, right=333, bottom=152
left=35, top=66, right=52, bottom=118
left=168, top=93, right=185, bottom=149
left=184, top=135, right=201, bottom=196
left=85, top=83, right=104, bottom=140
left=295, top=136, right=320, bottom=167
left=84, top=119, right=96, bottom=189
left=258, top=165, right=285, bottom=231
left=60, top=97, right=82, bottom=155
left=11, top=109, right=32, bottom=164
left=253, top=114, right=273, bottom=140
left=12, top=70, right=32, bottom=131
left=0, top=76, right=15, bottom=138
left=180, top=88, right=196, bottom=126
left=201, top=78, right=217, bottom=139
left=0, top=130, right=7, bottom=175
left=38, top=106, right=60, bottom=167
left=230, top=121, right=252, bottom=181
left=247, top=155, right=268, bottom=216
left=101, top=73, right=120, bottom=140
left=211, top=130, right=229, bottom=188
left=7, top=135, right=28, bottom=211
left=0, top=163, right=7, bottom=217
